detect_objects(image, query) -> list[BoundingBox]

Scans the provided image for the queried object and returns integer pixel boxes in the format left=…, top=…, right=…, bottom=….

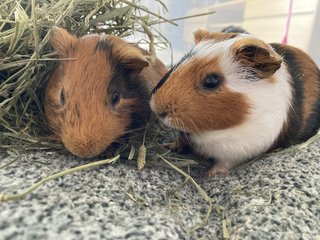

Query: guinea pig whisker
left=110, top=139, right=125, bottom=144
left=49, top=127, right=62, bottom=137
left=123, top=126, right=146, bottom=135
left=177, top=118, right=193, bottom=146
left=185, top=135, right=192, bottom=147
left=182, top=121, right=193, bottom=145
left=128, top=133, right=148, bottom=140
left=190, top=118, right=198, bottom=132
left=177, top=118, right=187, bottom=134
left=179, top=119, right=186, bottom=133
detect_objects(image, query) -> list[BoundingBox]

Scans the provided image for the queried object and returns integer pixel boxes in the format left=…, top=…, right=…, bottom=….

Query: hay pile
left=0, top=0, right=171, bottom=153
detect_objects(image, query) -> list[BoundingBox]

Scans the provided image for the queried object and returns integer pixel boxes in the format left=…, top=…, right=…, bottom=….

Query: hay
left=0, top=0, right=218, bottom=171
left=159, top=154, right=213, bottom=232
left=0, top=0, right=171, bottom=152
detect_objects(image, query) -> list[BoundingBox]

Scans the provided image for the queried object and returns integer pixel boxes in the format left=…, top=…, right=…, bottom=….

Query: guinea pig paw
left=205, top=163, right=229, bottom=178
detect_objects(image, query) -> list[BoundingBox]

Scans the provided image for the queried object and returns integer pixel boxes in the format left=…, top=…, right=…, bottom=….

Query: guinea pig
left=221, top=25, right=249, bottom=34
left=150, top=29, right=320, bottom=177
left=44, top=27, right=167, bottom=158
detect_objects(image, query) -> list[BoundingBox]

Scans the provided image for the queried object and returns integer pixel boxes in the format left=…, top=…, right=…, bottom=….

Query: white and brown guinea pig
left=150, top=29, right=320, bottom=177
left=45, top=27, right=167, bottom=158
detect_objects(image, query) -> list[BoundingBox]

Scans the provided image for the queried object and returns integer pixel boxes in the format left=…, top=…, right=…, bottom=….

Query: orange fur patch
left=152, top=56, right=251, bottom=133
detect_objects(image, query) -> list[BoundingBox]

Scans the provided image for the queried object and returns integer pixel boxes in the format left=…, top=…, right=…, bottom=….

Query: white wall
left=242, top=0, right=319, bottom=59
left=308, top=0, right=320, bottom=65
left=143, top=0, right=221, bottom=66
left=138, top=0, right=320, bottom=66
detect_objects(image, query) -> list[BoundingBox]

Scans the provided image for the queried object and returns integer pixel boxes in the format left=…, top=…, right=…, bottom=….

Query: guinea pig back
left=45, top=27, right=167, bottom=158
left=150, top=29, right=320, bottom=176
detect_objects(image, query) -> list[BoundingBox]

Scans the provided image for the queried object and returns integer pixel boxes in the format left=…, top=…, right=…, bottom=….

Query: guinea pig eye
left=111, top=91, right=121, bottom=106
left=60, top=89, right=65, bottom=105
left=203, top=74, right=221, bottom=90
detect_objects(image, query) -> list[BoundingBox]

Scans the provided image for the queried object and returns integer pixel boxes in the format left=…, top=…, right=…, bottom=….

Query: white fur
left=189, top=43, right=293, bottom=169
left=191, top=34, right=255, bottom=60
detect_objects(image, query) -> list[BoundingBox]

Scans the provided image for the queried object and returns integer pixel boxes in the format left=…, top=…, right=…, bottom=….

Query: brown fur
left=194, top=29, right=282, bottom=80
left=232, top=38, right=282, bottom=79
left=151, top=56, right=251, bottom=133
left=45, top=27, right=167, bottom=158
left=271, top=43, right=320, bottom=148
left=194, top=29, right=239, bottom=44
left=284, top=45, right=320, bottom=131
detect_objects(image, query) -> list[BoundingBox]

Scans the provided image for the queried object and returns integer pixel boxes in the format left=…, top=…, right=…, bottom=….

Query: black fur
left=221, top=25, right=249, bottom=34
left=271, top=43, right=320, bottom=147
left=302, top=68, right=320, bottom=140
left=151, top=65, right=175, bottom=94
left=96, top=39, right=118, bottom=67
left=97, top=38, right=151, bottom=130
left=96, top=38, right=113, bottom=53
left=107, top=64, right=150, bottom=130
left=122, top=70, right=151, bottom=130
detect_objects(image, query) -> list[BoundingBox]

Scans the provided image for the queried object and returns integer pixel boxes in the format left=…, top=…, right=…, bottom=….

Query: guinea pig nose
left=157, top=111, right=168, bottom=119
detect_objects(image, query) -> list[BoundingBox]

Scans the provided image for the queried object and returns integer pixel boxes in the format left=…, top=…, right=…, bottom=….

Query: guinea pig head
left=45, top=27, right=150, bottom=158
left=150, top=29, right=282, bottom=134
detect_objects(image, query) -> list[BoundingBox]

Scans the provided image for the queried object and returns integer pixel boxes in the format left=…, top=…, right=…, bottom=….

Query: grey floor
left=0, top=140, right=320, bottom=240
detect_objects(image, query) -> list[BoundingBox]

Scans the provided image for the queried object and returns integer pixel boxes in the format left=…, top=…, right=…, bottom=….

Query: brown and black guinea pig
left=150, top=29, right=320, bottom=177
left=44, top=27, right=167, bottom=158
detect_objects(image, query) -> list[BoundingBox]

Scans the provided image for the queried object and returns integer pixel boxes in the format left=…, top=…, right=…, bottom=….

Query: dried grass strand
left=0, top=155, right=120, bottom=202
left=158, top=154, right=213, bottom=233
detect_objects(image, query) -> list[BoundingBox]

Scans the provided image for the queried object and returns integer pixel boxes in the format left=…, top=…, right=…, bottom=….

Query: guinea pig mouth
left=155, top=111, right=184, bottom=131
left=67, top=146, right=104, bottom=159
left=158, top=114, right=174, bottom=127
left=62, top=137, right=114, bottom=159
left=150, top=98, right=178, bottom=130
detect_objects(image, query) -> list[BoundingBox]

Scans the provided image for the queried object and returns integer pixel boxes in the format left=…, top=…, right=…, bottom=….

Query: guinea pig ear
left=50, top=27, right=77, bottom=57
left=194, top=29, right=239, bottom=44
left=118, top=47, right=149, bottom=71
left=194, top=29, right=211, bottom=44
left=236, top=44, right=282, bottom=79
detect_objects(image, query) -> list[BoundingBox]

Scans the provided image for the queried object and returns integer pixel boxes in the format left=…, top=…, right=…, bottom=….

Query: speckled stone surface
left=0, top=140, right=320, bottom=240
